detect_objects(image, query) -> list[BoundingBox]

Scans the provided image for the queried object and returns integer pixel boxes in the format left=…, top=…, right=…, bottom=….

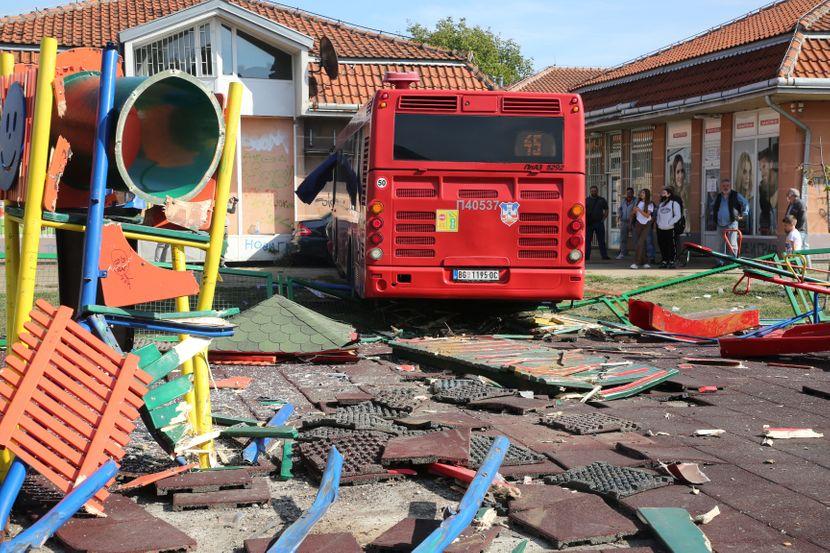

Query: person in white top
left=782, top=215, right=803, bottom=254
left=655, top=187, right=682, bottom=268
left=631, top=188, right=654, bottom=269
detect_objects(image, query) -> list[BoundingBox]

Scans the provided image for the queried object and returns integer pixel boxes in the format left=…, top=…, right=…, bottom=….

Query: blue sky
left=6, top=0, right=768, bottom=70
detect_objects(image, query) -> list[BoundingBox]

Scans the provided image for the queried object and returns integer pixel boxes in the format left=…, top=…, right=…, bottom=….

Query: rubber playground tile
left=698, top=507, right=829, bottom=553
left=368, top=517, right=500, bottom=552
left=372, top=386, right=423, bottom=412
left=335, top=390, right=375, bottom=405
left=508, top=492, right=638, bottom=549
left=469, top=435, right=545, bottom=467
left=244, top=533, right=362, bottom=553
left=156, top=468, right=253, bottom=495
left=467, top=395, right=553, bottom=414
left=498, top=461, right=565, bottom=479
left=433, top=382, right=516, bottom=404
left=57, top=495, right=197, bottom=553
left=395, top=411, right=490, bottom=430
left=619, top=484, right=721, bottom=519
left=381, top=428, right=471, bottom=465
left=550, top=447, right=648, bottom=470
left=802, top=382, right=830, bottom=400
left=615, top=443, right=724, bottom=466
left=299, top=432, right=399, bottom=484
left=507, top=484, right=581, bottom=513
left=546, top=462, right=673, bottom=500
left=172, top=477, right=271, bottom=511
left=543, top=412, right=639, bottom=435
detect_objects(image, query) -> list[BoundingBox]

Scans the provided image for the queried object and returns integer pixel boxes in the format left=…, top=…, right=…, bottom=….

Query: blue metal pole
left=77, top=45, right=118, bottom=317
left=413, top=436, right=510, bottom=553
left=1, top=460, right=118, bottom=552
left=243, top=403, right=294, bottom=464
left=0, top=458, right=26, bottom=529
left=268, top=447, right=343, bottom=553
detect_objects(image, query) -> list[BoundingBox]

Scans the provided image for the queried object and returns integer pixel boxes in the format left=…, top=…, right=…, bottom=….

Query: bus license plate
left=452, top=269, right=500, bottom=282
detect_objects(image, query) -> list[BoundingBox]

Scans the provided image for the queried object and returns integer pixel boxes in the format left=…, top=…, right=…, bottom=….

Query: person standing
left=655, top=187, right=682, bottom=268
left=785, top=188, right=807, bottom=247
left=586, top=185, right=610, bottom=261
left=782, top=215, right=803, bottom=254
left=616, top=187, right=636, bottom=259
left=631, top=188, right=654, bottom=269
left=712, top=178, right=749, bottom=264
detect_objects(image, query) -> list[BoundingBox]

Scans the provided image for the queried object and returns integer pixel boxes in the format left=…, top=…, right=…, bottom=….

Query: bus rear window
left=393, top=114, right=563, bottom=164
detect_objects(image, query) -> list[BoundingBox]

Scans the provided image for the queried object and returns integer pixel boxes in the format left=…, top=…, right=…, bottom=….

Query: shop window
left=235, top=30, right=292, bottom=80
left=607, top=133, right=622, bottom=230
left=630, top=128, right=653, bottom=190
left=733, top=110, right=780, bottom=236
left=586, top=134, right=604, bottom=193
left=221, top=25, right=234, bottom=75
left=134, top=25, right=213, bottom=77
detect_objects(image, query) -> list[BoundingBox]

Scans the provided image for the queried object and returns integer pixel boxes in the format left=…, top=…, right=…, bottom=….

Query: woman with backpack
left=655, top=186, right=682, bottom=268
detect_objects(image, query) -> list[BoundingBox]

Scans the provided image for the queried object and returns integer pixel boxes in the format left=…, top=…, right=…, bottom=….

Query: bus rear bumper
left=362, top=266, right=585, bottom=300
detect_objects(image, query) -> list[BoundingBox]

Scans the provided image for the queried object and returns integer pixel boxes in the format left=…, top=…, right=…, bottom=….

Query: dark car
left=287, top=213, right=333, bottom=264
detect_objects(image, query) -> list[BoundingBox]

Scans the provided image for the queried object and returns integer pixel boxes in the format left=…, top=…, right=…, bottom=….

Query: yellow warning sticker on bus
left=436, top=209, right=459, bottom=232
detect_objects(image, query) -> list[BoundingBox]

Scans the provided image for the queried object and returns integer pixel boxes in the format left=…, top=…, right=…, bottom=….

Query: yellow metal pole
left=13, top=37, right=57, bottom=340
left=191, top=81, right=242, bottom=467
left=171, top=244, right=196, bottom=429
left=0, top=51, right=17, bottom=477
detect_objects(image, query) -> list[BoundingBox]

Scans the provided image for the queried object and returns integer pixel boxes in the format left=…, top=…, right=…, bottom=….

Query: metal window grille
left=586, top=135, right=604, bottom=192
left=630, top=127, right=654, bottom=190
left=134, top=25, right=214, bottom=78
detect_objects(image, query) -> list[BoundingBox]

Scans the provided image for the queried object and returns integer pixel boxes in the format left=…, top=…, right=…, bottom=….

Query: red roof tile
left=581, top=0, right=823, bottom=87
left=580, top=42, right=789, bottom=112
left=509, top=66, right=604, bottom=93
left=793, top=38, right=830, bottom=77
left=0, top=0, right=459, bottom=60
left=310, top=62, right=492, bottom=106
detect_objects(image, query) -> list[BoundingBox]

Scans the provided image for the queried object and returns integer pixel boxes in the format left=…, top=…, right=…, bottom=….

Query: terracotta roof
left=580, top=42, right=790, bottom=112
left=509, top=66, right=604, bottom=93
left=793, top=38, right=830, bottom=77
left=0, top=0, right=459, bottom=60
left=310, top=62, right=492, bottom=106
left=581, top=0, right=824, bottom=87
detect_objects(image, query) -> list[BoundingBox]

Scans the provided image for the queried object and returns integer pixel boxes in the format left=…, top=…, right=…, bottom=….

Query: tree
left=408, top=18, right=534, bottom=87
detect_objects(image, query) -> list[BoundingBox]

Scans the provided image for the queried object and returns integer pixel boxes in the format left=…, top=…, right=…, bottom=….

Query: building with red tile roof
left=509, top=66, right=604, bottom=94
left=526, top=0, right=830, bottom=257
left=0, top=0, right=495, bottom=260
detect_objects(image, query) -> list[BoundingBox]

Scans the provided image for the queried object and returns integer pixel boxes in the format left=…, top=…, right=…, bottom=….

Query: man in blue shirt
left=712, top=178, right=748, bottom=264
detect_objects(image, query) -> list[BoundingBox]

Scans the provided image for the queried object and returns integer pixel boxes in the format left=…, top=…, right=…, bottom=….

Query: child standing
left=783, top=215, right=803, bottom=254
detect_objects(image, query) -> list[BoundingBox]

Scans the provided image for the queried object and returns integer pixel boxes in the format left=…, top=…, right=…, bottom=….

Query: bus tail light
left=567, top=249, right=583, bottom=263
left=369, top=217, right=384, bottom=230
left=569, top=220, right=583, bottom=233
left=567, top=235, right=583, bottom=249
left=370, top=201, right=384, bottom=215
left=569, top=204, right=584, bottom=218
left=369, top=247, right=383, bottom=260
left=369, top=233, right=383, bottom=245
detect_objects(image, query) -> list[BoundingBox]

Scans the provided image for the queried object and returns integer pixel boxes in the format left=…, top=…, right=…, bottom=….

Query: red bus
left=298, top=72, right=585, bottom=300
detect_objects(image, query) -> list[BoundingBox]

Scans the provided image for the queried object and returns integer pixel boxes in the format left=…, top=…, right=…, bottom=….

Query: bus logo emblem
left=499, top=202, right=520, bottom=226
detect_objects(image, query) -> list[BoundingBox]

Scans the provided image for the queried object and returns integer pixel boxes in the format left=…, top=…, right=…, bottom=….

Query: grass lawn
left=571, top=272, right=809, bottom=321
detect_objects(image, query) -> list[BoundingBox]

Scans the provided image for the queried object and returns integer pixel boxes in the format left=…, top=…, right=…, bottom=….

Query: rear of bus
left=356, top=84, right=585, bottom=300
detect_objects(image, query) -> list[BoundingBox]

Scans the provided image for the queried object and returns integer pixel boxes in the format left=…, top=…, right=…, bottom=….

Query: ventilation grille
left=519, top=225, right=557, bottom=234
left=396, top=236, right=436, bottom=245
left=361, top=133, right=370, bottom=198
left=458, top=189, right=498, bottom=199
left=397, top=188, right=437, bottom=198
left=397, top=211, right=435, bottom=221
left=503, top=97, right=561, bottom=114
left=519, top=250, right=558, bottom=259
left=396, top=249, right=435, bottom=258
left=399, top=95, right=458, bottom=111
left=519, top=213, right=558, bottom=222
left=519, top=237, right=558, bottom=247
left=521, top=190, right=560, bottom=200
left=396, top=223, right=435, bottom=233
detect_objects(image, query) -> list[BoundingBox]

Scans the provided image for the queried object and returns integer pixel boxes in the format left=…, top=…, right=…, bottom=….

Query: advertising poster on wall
left=666, top=146, right=691, bottom=231
left=703, top=117, right=721, bottom=232
left=732, top=139, right=755, bottom=233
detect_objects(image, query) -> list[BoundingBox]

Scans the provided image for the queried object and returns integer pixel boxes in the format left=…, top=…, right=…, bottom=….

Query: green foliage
left=407, top=17, right=534, bottom=86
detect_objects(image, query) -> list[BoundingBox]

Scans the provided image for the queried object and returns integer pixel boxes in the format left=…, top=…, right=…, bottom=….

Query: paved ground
left=11, top=327, right=828, bottom=553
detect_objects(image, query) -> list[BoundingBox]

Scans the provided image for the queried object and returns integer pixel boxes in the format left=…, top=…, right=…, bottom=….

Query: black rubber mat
left=299, top=432, right=399, bottom=484
left=429, top=379, right=474, bottom=393
left=337, top=401, right=408, bottom=419
left=372, top=387, right=423, bottom=412
left=545, top=462, right=673, bottom=499
left=542, top=412, right=639, bottom=435
left=433, top=383, right=515, bottom=405
left=469, top=435, right=546, bottom=468
left=301, top=411, right=398, bottom=433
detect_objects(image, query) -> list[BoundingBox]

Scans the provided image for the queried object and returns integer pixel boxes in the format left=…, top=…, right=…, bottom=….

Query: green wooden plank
left=133, top=344, right=162, bottom=369
left=212, top=414, right=262, bottom=427
left=142, top=350, right=185, bottom=383
left=637, top=508, right=711, bottom=553
left=144, top=377, right=192, bottom=411
left=148, top=401, right=190, bottom=430
left=219, top=425, right=297, bottom=439
left=83, top=304, right=239, bottom=320
left=279, top=440, right=294, bottom=481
